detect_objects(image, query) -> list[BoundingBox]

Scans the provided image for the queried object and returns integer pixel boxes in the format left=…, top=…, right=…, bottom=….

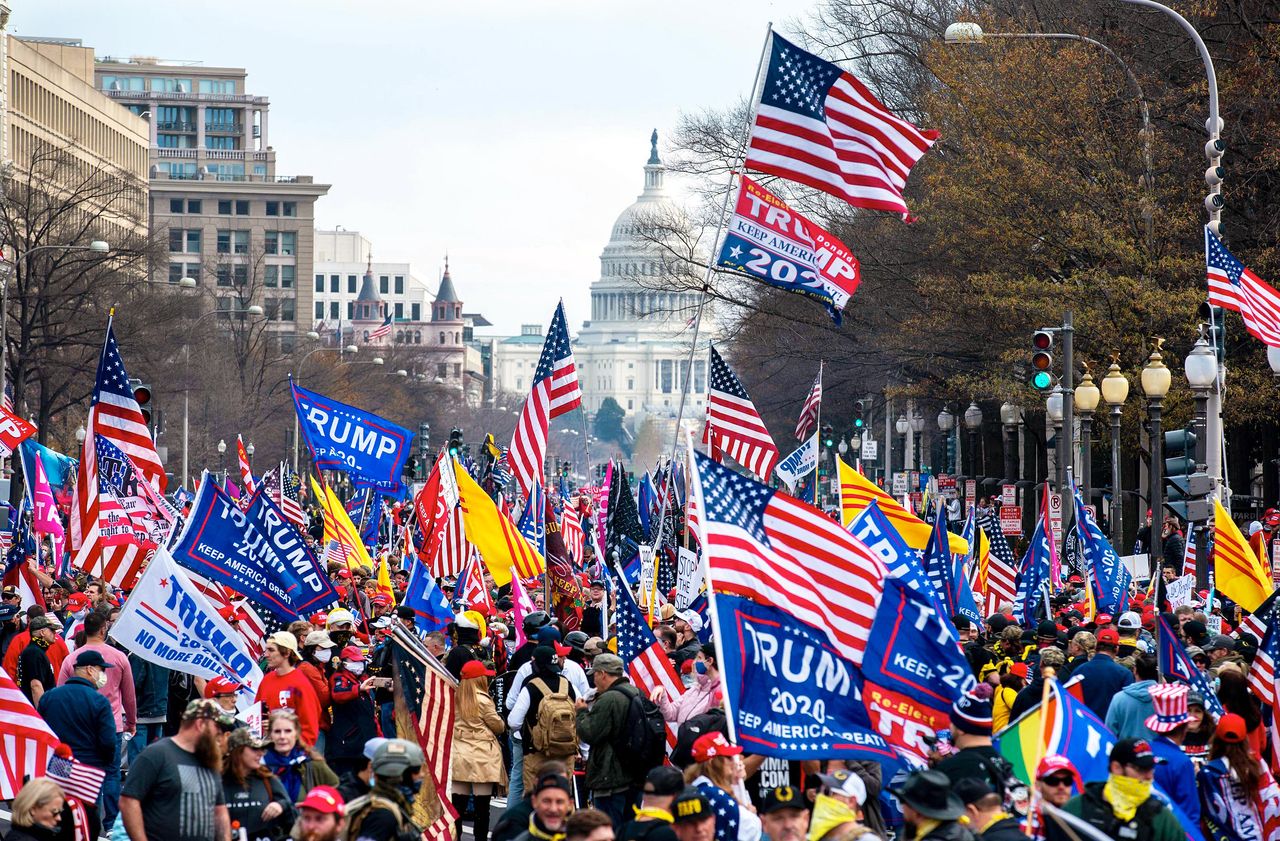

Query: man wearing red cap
left=292, top=785, right=346, bottom=841
left=1035, top=755, right=1080, bottom=809
left=1068, top=627, right=1132, bottom=721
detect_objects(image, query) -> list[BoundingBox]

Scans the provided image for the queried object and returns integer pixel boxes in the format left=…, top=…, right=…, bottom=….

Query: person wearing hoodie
left=653, top=643, right=719, bottom=728
left=1105, top=654, right=1158, bottom=741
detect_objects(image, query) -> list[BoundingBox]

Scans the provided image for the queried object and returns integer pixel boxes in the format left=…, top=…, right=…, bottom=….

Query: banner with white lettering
left=110, top=547, right=263, bottom=701
left=774, top=435, right=818, bottom=492
left=0, top=405, right=35, bottom=459
left=713, top=593, right=903, bottom=769
left=291, top=381, right=412, bottom=493
left=171, top=472, right=339, bottom=622
left=716, top=176, right=860, bottom=324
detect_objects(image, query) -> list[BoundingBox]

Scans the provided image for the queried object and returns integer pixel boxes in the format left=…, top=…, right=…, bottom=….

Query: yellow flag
left=309, top=476, right=373, bottom=570
left=1213, top=497, right=1273, bottom=612
left=836, top=456, right=968, bottom=554
left=453, top=461, right=545, bottom=586
left=375, top=551, right=397, bottom=605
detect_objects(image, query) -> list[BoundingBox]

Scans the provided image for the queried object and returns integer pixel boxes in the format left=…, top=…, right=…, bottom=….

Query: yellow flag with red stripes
left=1213, top=497, right=1274, bottom=612
left=837, top=456, right=968, bottom=554
left=453, top=460, right=544, bottom=586
left=309, top=476, right=373, bottom=571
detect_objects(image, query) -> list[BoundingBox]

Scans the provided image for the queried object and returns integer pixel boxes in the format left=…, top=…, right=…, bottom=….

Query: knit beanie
left=950, top=684, right=994, bottom=735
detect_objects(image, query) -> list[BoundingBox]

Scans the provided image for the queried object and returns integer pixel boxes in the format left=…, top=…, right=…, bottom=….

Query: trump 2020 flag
left=717, top=176, right=860, bottom=324
left=292, top=381, right=413, bottom=494
left=773, top=434, right=818, bottom=492
left=1073, top=484, right=1130, bottom=615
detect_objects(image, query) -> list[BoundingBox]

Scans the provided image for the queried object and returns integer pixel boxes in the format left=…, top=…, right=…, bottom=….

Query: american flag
left=706, top=346, right=779, bottom=482
left=794, top=367, right=822, bottom=441
left=615, top=576, right=684, bottom=746
left=695, top=781, right=744, bottom=841
left=370, top=312, right=394, bottom=342
left=46, top=747, right=106, bottom=803
left=280, top=467, right=308, bottom=531
left=69, top=321, right=165, bottom=589
left=508, top=302, right=582, bottom=496
left=518, top=482, right=547, bottom=556
left=561, top=503, right=585, bottom=565
left=689, top=447, right=884, bottom=665
left=1182, top=535, right=1197, bottom=579
left=414, top=462, right=472, bottom=579
left=387, top=624, right=458, bottom=841
left=1239, top=589, right=1279, bottom=644
left=1206, top=226, right=1280, bottom=348
left=236, top=435, right=255, bottom=494
left=745, top=33, right=938, bottom=219
left=976, top=512, right=1019, bottom=611
left=457, top=551, right=491, bottom=612
left=0, top=665, right=60, bottom=799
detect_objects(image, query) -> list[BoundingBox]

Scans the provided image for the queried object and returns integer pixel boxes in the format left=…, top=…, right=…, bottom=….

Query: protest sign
left=675, top=547, right=701, bottom=609
left=1166, top=574, right=1196, bottom=610
left=774, top=436, right=818, bottom=491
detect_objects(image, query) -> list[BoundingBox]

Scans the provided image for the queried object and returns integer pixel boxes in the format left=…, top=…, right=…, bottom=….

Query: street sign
left=1000, top=505, right=1022, bottom=536
left=861, top=439, right=878, bottom=461
left=1048, top=492, right=1064, bottom=548
left=909, top=492, right=922, bottom=512
left=938, top=475, right=956, bottom=500
left=892, top=472, right=908, bottom=495
left=1001, top=484, right=1016, bottom=507
left=964, top=479, right=977, bottom=504
left=909, top=471, right=920, bottom=491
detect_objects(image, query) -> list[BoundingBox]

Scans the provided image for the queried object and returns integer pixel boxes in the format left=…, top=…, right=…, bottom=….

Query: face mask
left=694, top=660, right=708, bottom=675
left=95, top=671, right=109, bottom=689
left=330, top=631, right=353, bottom=648
left=1103, top=773, right=1152, bottom=821
left=347, top=662, right=365, bottom=676
left=313, top=648, right=333, bottom=663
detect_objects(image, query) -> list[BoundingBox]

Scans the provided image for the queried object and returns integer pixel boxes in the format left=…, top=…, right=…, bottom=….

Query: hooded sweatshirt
left=1104, top=680, right=1156, bottom=741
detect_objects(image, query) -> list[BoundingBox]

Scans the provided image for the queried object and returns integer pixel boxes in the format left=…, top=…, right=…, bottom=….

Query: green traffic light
left=1032, top=370, right=1052, bottom=390
left=853, top=418, right=864, bottom=428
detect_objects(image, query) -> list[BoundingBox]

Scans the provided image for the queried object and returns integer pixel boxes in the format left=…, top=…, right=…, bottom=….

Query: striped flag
left=311, top=476, right=374, bottom=570
left=46, top=746, right=106, bottom=803
left=457, top=552, right=492, bottom=613
left=1182, top=535, right=1197, bottom=579
left=412, top=459, right=472, bottom=579
left=370, top=312, right=394, bottom=341
left=615, top=576, right=684, bottom=746
left=1213, top=497, right=1274, bottom=612
left=689, top=445, right=885, bottom=665
left=236, top=436, right=255, bottom=494
left=837, top=456, right=967, bottom=553
left=1206, top=226, right=1280, bottom=348
left=454, top=460, right=544, bottom=584
left=508, top=302, right=582, bottom=496
left=977, top=512, right=1019, bottom=613
left=794, top=368, right=822, bottom=441
left=561, top=503, right=585, bottom=565
left=0, top=665, right=60, bottom=799
left=706, top=346, right=779, bottom=482
left=745, top=32, right=938, bottom=219
left=280, top=467, right=307, bottom=530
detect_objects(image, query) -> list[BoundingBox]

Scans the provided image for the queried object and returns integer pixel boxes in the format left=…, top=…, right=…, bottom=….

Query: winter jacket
left=992, top=686, right=1018, bottom=732
left=1105, top=680, right=1156, bottom=741
left=129, top=653, right=170, bottom=721
left=1151, top=735, right=1199, bottom=825
left=36, top=676, right=115, bottom=768
left=1071, top=653, right=1133, bottom=721
left=655, top=675, right=716, bottom=727
left=918, top=819, right=976, bottom=841
left=326, top=669, right=378, bottom=764
left=978, top=815, right=1025, bottom=841
left=576, top=677, right=640, bottom=793
left=298, top=661, right=331, bottom=731
left=452, top=691, right=506, bottom=788
left=1049, top=781, right=1183, bottom=841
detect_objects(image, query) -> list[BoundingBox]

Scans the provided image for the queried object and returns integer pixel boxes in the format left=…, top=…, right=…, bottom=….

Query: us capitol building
left=489, top=131, right=719, bottom=450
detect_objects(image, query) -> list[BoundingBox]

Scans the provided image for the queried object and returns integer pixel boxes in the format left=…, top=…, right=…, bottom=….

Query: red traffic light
left=1032, top=330, right=1053, bottom=351
left=132, top=385, right=152, bottom=406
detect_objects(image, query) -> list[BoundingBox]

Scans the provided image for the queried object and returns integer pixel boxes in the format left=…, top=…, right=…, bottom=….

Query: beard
left=299, top=827, right=340, bottom=841
left=194, top=726, right=223, bottom=770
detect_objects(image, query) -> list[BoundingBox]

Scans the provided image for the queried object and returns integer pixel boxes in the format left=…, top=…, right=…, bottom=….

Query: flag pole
left=651, top=22, right=773, bottom=553
left=812, top=360, right=823, bottom=508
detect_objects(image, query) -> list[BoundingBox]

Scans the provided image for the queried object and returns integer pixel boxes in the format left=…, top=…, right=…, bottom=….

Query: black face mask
left=329, top=630, right=353, bottom=649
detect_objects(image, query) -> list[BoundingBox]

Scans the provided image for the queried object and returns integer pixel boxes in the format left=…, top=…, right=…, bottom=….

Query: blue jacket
left=129, top=653, right=169, bottom=720
left=1105, top=680, right=1156, bottom=741
left=1072, top=653, right=1133, bottom=722
left=1152, top=734, right=1199, bottom=825
left=37, top=676, right=116, bottom=768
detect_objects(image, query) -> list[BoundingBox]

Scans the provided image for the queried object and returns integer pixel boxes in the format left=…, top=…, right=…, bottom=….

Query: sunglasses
left=1041, top=775, right=1074, bottom=788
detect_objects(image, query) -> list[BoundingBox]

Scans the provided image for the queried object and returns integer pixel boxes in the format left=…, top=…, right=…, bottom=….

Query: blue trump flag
left=1014, top=505, right=1053, bottom=627
left=1073, top=484, right=1131, bottom=615
left=403, top=555, right=452, bottom=632
left=171, top=472, right=339, bottom=622
left=922, top=501, right=957, bottom=620
left=291, top=380, right=412, bottom=494
left=952, top=509, right=982, bottom=627
left=1157, top=615, right=1225, bottom=717
left=847, top=501, right=946, bottom=619
left=518, top=482, right=546, bottom=556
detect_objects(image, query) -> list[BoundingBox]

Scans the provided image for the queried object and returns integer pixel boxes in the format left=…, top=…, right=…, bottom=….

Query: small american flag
left=976, top=512, right=1019, bottom=611
left=706, top=346, right=779, bottom=482
left=280, top=467, right=308, bottom=531
left=1182, top=536, right=1197, bottom=579
left=508, top=302, right=582, bottom=496
left=457, top=551, right=491, bottom=612
left=370, top=313, right=393, bottom=342
left=0, top=665, right=60, bottom=799
left=794, top=367, right=822, bottom=441
left=615, top=576, right=683, bottom=746
left=1206, top=226, right=1280, bottom=348
left=236, top=436, right=255, bottom=494
left=46, top=747, right=106, bottom=803
left=746, top=33, right=938, bottom=219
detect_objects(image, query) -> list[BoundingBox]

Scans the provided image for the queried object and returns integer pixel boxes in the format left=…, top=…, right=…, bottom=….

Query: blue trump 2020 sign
left=292, top=381, right=412, bottom=493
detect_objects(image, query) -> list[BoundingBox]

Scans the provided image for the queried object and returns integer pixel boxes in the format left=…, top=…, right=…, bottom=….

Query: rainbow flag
left=995, top=681, right=1111, bottom=788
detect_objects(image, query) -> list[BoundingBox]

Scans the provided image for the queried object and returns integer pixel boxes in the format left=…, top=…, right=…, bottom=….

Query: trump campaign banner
left=716, top=176, right=860, bottom=324
left=0, top=405, right=35, bottom=459
left=292, top=381, right=412, bottom=493
left=713, top=593, right=902, bottom=769
left=110, top=547, right=263, bottom=700
left=171, top=472, right=339, bottom=623
left=774, top=435, right=818, bottom=492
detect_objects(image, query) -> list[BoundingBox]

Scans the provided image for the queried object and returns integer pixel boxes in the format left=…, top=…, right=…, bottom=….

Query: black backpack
left=613, top=684, right=666, bottom=780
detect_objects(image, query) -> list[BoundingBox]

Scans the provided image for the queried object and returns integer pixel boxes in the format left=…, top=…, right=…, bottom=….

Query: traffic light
left=1030, top=330, right=1054, bottom=390
left=448, top=427, right=464, bottom=457
left=418, top=422, right=430, bottom=457
left=821, top=424, right=835, bottom=449
left=853, top=400, right=866, bottom=430
left=1164, top=427, right=1214, bottom=522
left=130, top=378, right=154, bottom=432
left=1198, top=302, right=1225, bottom=362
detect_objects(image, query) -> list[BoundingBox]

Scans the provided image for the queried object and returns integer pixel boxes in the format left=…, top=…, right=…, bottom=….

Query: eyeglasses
left=1041, top=775, right=1074, bottom=788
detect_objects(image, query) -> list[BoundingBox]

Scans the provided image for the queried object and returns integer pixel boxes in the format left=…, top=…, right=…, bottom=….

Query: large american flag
left=69, top=321, right=165, bottom=589
left=370, top=312, right=394, bottom=342
left=794, top=367, right=822, bottom=441
left=615, top=576, right=684, bottom=745
left=706, top=346, right=779, bottom=482
left=1206, top=226, right=1280, bottom=348
left=976, top=512, right=1019, bottom=611
left=0, top=665, right=60, bottom=799
left=689, top=447, right=884, bottom=665
left=508, top=302, right=582, bottom=496
left=745, top=33, right=938, bottom=219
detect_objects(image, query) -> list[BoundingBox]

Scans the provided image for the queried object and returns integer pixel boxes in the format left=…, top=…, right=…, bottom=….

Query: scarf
left=808, top=794, right=859, bottom=841
left=1102, top=774, right=1152, bottom=822
left=525, top=814, right=565, bottom=841
left=632, top=807, right=673, bottom=823
left=263, top=746, right=310, bottom=801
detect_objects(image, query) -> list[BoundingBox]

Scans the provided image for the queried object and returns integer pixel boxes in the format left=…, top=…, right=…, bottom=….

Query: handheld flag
left=292, top=381, right=413, bottom=493
left=1073, top=484, right=1131, bottom=615
left=1158, top=616, right=1225, bottom=718
left=794, top=368, right=823, bottom=440
left=236, top=435, right=255, bottom=494
left=1213, top=497, right=1273, bottom=611
left=517, top=483, right=546, bottom=556
left=837, top=456, right=968, bottom=553
left=454, top=459, right=544, bottom=585
left=706, top=347, right=779, bottom=482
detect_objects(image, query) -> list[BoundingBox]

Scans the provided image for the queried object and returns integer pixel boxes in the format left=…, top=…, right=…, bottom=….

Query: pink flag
left=510, top=572, right=537, bottom=648
left=31, top=455, right=66, bottom=568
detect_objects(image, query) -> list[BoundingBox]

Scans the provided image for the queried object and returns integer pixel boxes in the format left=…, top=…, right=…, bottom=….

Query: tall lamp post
left=1046, top=388, right=1065, bottom=493
left=896, top=415, right=909, bottom=476
left=963, top=402, right=983, bottom=485
left=909, top=411, right=925, bottom=471
left=937, top=408, right=955, bottom=475
left=1000, top=402, right=1021, bottom=486
left=1074, top=369, right=1101, bottom=499
left=1185, top=331, right=1218, bottom=584
left=216, top=438, right=228, bottom=485
left=1141, top=340, right=1172, bottom=578
left=1101, top=358, right=1130, bottom=550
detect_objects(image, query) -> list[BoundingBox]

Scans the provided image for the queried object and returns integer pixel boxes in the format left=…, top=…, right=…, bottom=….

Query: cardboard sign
left=1166, top=574, right=1196, bottom=610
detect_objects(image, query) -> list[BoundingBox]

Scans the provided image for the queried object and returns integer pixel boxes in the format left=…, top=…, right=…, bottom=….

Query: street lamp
left=937, top=408, right=955, bottom=474
left=963, top=401, right=983, bottom=482
left=909, top=411, right=924, bottom=472
left=75, top=424, right=86, bottom=443
left=895, top=414, right=909, bottom=474
left=1142, top=339, right=1172, bottom=576
left=246, top=441, right=255, bottom=457
left=1046, top=388, right=1065, bottom=493
left=1186, top=331, right=1217, bottom=584
left=1101, top=357, right=1130, bottom=549
left=1074, top=369, right=1101, bottom=498
left=1000, top=402, right=1021, bottom=486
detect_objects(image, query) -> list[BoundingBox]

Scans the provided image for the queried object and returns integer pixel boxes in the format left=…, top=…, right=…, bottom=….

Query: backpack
left=529, top=677, right=579, bottom=756
left=340, top=793, right=403, bottom=841
left=613, top=684, right=666, bottom=780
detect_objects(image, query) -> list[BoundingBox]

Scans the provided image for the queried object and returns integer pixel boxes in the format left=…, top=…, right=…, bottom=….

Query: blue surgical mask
left=694, top=661, right=708, bottom=675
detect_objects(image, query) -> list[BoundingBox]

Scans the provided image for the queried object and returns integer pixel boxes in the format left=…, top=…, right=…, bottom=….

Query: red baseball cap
left=340, top=645, right=366, bottom=662
left=1009, top=662, right=1029, bottom=679
left=298, top=785, right=345, bottom=816
left=67, top=593, right=90, bottom=609
left=371, top=594, right=391, bottom=607
left=1217, top=713, right=1248, bottom=743
left=692, top=732, right=743, bottom=762
left=1036, top=754, right=1080, bottom=783
left=1097, top=628, right=1120, bottom=645
left=1095, top=613, right=1113, bottom=626
left=203, top=676, right=242, bottom=698
left=460, top=660, right=496, bottom=680
left=309, top=612, right=329, bottom=626
left=335, top=569, right=352, bottom=580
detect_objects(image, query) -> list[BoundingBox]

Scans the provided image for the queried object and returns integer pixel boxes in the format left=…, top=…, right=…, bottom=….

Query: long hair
left=1217, top=671, right=1262, bottom=731
left=1210, top=735, right=1263, bottom=795
left=683, top=755, right=736, bottom=792
left=267, top=708, right=323, bottom=760
left=457, top=675, right=489, bottom=723
left=223, top=743, right=273, bottom=785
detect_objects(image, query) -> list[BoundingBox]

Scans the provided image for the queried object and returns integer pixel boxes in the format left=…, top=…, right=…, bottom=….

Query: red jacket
left=255, top=667, right=322, bottom=746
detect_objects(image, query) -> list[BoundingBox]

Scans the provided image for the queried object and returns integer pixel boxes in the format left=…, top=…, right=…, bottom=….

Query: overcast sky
left=15, top=0, right=815, bottom=336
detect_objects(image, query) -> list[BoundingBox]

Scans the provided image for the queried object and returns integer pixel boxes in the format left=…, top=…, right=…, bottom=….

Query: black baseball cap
left=74, top=650, right=114, bottom=670
left=760, top=786, right=807, bottom=814
left=1110, top=739, right=1163, bottom=771
left=671, top=789, right=713, bottom=824
left=643, top=766, right=685, bottom=797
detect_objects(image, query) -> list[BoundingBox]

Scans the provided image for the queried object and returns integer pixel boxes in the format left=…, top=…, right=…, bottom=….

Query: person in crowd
left=129, top=653, right=170, bottom=765
left=256, top=632, right=323, bottom=748
left=0, top=602, right=21, bottom=662
left=756, top=786, right=808, bottom=841
left=582, top=580, right=607, bottom=638
left=1070, top=627, right=1132, bottom=721
left=263, top=709, right=339, bottom=805
left=38, top=646, right=116, bottom=834
left=991, top=663, right=1024, bottom=732
left=299, top=630, right=335, bottom=753
left=809, top=773, right=877, bottom=841
left=120, top=700, right=236, bottom=841
left=890, top=769, right=973, bottom=841
left=934, top=686, right=1007, bottom=795
left=1010, top=647, right=1064, bottom=722
left=670, top=610, right=703, bottom=670
left=653, top=643, right=718, bottom=728
left=1105, top=653, right=1159, bottom=741
left=1143, top=684, right=1199, bottom=824
left=490, top=760, right=571, bottom=841
left=619, top=766, right=684, bottom=841
left=288, top=786, right=346, bottom=841
left=1034, top=755, right=1081, bottom=811
left=575, top=651, right=647, bottom=826
left=1061, top=630, right=1094, bottom=679
left=508, top=772, right=575, bottom=841
left=668, top=789, right=715, bottom=841
left=451, top=660, right=507, bottom=841
left=956, top=617, right=994, bottom=679
left=343, top=739, right=426, bottom=841
left=222, top=727, right=296, bottom=841
left=1215, top=669, right=1267, bottom=759
left=1047, top=739, right=1183, bottom=841
left=17, top=613, right=58, bottom=704
left=205, top=676, right=244, bottom=714
left=445, top=609, right=488, bottom=678
left=508, top=645, right=579, bottom=792
left=565, top=809, right=616, bottom=841
left=954, top=779, right=1022, bottom=841
left=6, top=778, right=66, bottom=841
left=1198, top=712, right=1280, bottom=841
left=326, top=646, right=379, bottom=778
left=336, top=737, right=386, bottom=804
left=423, top=631, right=448, bottom=661
left=682, top=732, right=762, bottom=841
left=1183, top=691, right=1214, bottom=765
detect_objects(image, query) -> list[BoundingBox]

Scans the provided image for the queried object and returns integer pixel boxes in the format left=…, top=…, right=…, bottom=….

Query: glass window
left=186, top=230, right=201, bottom=252
left=169, top=198, right=184, bottom=214
left=216, top=230, right=231, bottom=254
left=279, top=232, right=296, bottom=255
left=233, top=231, right=249, bottom=254
left=168, top=229, right=184, bottom=252
left=315, top=302, right=324, bottom=320
left=330, top=302, right=339, bottom=320
left=253, top=164, right=267, bottom=177
left=411, top=303, right=421, bottom=321
left=379, top=276, right=389, bottom=294
left=264, top=231, right=278, bottom=254
left=315, top=274, right=324, bottom=292
left=280, top=266, right=295, bottom=289
left=283, top=202, right=297, bottom=217
left=694, top=360, right=707, bottom=392
left=438, top=363, right=448, bottom=378
left=660, top=360, right=673, bottom=394
left=218, top=200, right=232, bottom=215
left=101, top=75, right=145, bottom=92
left=198, top=79, right=236, bottom=95
left=439, top=332, right=445, bottom=344
left=205, top=107, right=237, bottom=132
left=266, top=201, right=279, bottom=216
left=208, top=163, right=245, bottom=181
left=347, top=302, right=354, bottom=319
left=187, top=200, right=202, bottom=213
left=157, top=134, right=194, bottom=148
left=234, top=264, right=248, bottom=285
left=281, top=298, right=295, bottom=321
left=168, top=263, right=185, bottom=284
left=205, top=136, right=238, bottom=150
left=454, top=363, right=462, bottom=377
left=265, top=266, right=278, bottom=288
left=236, top=200, right=249, bottom=215
left=330, top=275, right=339, bottom=293
left=394, top=303, right=403, bottom=319
left=394, top=276, right=404, bottom=294
left=347, top=275, right=357, bottom=293
left=216, top=266, right=232, bottom=286
left=152, top=77, right=193, bottom=93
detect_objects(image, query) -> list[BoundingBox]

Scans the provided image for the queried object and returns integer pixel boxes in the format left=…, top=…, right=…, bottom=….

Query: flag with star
left=695, top=781, right=744, bottom=841
left=1158, top=615, right=1224, bottom=718
left=745, top=32, right=938, bottom=220
left=507, top=302, right=582, bottom=496
left=706, top=346, right=780, bottom=482
left=615, top=579, right=684, bottom=746
left=517, top=482, right=546, bottom=556
left=1206, top=225, right=1280, bottom=348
